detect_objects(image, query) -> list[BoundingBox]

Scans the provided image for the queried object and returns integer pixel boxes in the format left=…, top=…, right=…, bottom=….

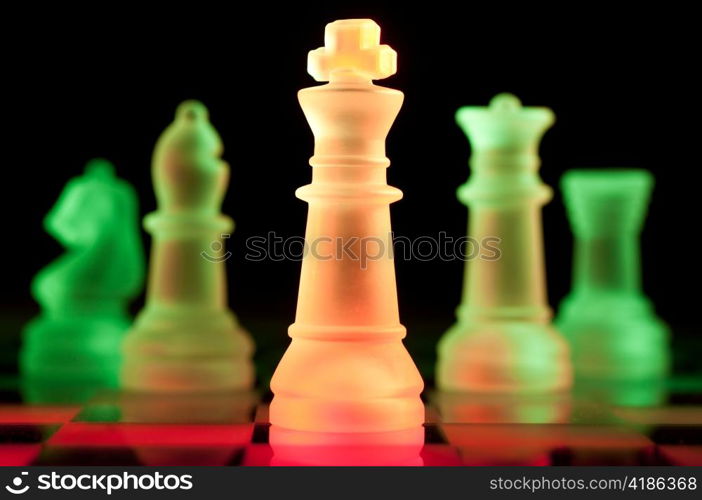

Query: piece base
left=557, top=295, right=671, bottom=380
left=121, top=309, right=255, bottom=392
left=20, top=314, right=127, bottom=385
left=121, top=356, right=254, bottom=393
left=270, top=336, right=424, bottom=432
left=436, top=320, right=573, bottom=394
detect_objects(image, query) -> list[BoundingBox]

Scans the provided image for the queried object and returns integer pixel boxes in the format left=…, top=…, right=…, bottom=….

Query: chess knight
left=21, top=160, right=145, bottom=401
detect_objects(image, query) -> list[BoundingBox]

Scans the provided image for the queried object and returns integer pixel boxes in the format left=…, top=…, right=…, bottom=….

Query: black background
left=2, top=4, right=698, bottom=380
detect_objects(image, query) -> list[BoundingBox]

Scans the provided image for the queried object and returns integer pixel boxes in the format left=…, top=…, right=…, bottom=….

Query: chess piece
left=437, top=93, right=572, bottom=393
left=121, top=101, right=254, bottom=392
left=556, top=169, right=670, bottom=381
left=21, top=159, right=145, bottom=400
left=269, top=19, right=424, bottom=433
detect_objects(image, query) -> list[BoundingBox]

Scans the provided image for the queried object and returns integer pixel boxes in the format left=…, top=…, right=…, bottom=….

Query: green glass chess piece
left=556, top=169, right=670, bottom=381
left=436, top=93, right=572, bottom=394
left=121, top=101, right=254, bottom=393
left=21, top=159, right=145, bottom=402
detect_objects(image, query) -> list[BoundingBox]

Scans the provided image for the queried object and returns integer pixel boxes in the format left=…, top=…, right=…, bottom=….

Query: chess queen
left=269, top=19, right=424, bottom=433
left=437, top=94, right=572, bottom=393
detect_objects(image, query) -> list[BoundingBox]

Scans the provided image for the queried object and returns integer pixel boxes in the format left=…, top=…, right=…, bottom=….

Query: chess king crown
left=307, top=19, right=397, bottom=82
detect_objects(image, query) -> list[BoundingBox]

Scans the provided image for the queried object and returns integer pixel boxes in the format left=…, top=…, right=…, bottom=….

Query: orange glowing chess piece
left=269, top=19, right=424, bottom=433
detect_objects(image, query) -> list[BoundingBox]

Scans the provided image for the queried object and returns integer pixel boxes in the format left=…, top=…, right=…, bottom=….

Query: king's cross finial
left=307, top=19, right=397, bottom=82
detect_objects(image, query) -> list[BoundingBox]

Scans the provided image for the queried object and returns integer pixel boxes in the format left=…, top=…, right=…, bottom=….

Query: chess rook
left=121, top=101, right=254, bottom=392
left=556, top=169, right=669, bottom=380
left=270, top=19, right=424, bottom=433
left=437, top=93, right=572, bottom=393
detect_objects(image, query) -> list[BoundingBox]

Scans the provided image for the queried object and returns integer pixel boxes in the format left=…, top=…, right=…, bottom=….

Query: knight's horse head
left=42, top=159, right=145, bottom=301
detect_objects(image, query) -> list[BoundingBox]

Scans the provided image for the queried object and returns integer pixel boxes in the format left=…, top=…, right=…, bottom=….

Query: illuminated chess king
left=270, top=19, right=424, bottom=433
left=437, top=94, right=572, bottom=393
left=121, top=101, right=254, bottom=392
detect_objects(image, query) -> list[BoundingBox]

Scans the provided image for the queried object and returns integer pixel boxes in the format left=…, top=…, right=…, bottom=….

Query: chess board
left=1, top=378, right=700, bottom=467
